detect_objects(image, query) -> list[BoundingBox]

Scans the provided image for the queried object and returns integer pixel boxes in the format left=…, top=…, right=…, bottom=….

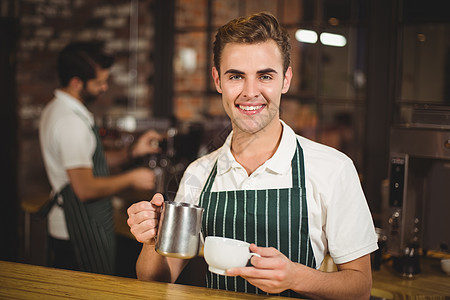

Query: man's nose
left=242, top=78, right=260, bottom=98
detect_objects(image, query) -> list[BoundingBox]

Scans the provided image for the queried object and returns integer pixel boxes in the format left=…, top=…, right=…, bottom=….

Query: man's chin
left=84, top=97, right=97, bottom=104
left=232, top=120, right=265, bottom=135
left=231, top=113, right=279, bottom=135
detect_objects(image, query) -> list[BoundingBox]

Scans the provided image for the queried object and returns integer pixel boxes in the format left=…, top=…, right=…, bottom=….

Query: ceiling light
left=320, top=32, right=347, bottom=47
left=295, top=29, right=318, bottom=44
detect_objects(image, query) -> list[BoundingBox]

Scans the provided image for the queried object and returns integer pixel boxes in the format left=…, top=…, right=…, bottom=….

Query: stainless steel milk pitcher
left=155, top=201, right=204, bottom=259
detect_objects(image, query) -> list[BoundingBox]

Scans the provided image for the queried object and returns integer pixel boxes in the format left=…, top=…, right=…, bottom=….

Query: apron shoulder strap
left=200, top=161, right=218, bottom=195
left=291, top=140, right=305, bottom=188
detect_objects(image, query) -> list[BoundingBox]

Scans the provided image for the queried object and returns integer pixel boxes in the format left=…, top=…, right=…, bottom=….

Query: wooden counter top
left=0, top=260, right=286, bottom=300
left=372, top=256, right=450, bottom=299
left=2, top=258, right=449, bottom=299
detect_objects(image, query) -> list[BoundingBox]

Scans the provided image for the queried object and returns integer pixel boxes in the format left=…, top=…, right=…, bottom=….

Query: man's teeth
left=239, top=105, right=263, bottom=111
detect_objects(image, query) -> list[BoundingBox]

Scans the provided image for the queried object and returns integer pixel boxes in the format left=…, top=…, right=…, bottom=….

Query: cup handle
left=247, top=252, right=261, bottom=267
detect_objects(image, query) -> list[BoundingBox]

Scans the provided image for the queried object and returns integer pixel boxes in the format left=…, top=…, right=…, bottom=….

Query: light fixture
left=296, top=29, right=347, bottom=47
left=295, top=29, right=318, bottom=44
left=328, top=17, right=339, bottom=26
left=417, top=33, right=426, bottom=42
left=320, top=32, right=347, bottom=47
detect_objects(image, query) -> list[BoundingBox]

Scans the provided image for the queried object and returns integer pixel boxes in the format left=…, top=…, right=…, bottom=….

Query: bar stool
left=20, top=194, right=50, bottom=261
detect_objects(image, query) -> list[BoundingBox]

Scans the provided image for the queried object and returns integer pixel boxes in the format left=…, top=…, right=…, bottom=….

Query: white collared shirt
left=175, top=120, right=378, bottom=267
left=39, top=90, right=96, bottom=239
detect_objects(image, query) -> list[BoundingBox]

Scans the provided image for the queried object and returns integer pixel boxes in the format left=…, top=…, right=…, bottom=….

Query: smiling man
left=127, top=12, right=378, bottom=299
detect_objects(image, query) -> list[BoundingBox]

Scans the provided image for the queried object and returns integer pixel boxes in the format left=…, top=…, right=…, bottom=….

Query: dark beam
left=153, top=0, right=175, bottom=118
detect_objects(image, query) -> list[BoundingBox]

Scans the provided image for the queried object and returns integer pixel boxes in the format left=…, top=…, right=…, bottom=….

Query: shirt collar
left=264, top=120, right=297, bottom=174
left=217, top=133, right=238, bottom=175
left=54, top=89, right=94, bottom=127
left=216, top=120, right=297, bottom=176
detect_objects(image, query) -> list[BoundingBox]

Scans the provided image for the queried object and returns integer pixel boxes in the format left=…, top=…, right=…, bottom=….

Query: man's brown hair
left=213, top=11, right=291, bottom=74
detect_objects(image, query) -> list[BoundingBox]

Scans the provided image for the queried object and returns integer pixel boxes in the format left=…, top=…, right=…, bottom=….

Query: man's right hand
left=126, top=193, right=164, bottom=244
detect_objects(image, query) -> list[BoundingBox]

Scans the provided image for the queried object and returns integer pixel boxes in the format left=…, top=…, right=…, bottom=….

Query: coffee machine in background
left=384, top=124, right=450, bottom=277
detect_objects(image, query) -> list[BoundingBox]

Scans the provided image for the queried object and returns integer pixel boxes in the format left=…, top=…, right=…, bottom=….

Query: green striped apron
left=60, top=124, right=116, bottom=275
left=199, top=141, right=316, bottom=298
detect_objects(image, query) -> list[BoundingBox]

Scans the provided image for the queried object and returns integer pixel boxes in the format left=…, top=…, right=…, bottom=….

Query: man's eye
left=260, top=75, right=272, bottom=80
left=229, top=75, right=243, bottom=80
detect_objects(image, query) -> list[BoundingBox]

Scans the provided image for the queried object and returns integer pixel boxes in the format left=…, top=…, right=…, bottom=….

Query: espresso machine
left=385, top=114, right=450, bottom=276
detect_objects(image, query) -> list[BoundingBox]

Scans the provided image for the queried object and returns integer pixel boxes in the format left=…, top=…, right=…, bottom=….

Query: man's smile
left=236, top=104, right=266, bottom=114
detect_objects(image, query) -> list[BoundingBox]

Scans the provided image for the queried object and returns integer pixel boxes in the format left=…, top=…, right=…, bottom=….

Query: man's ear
left=68, top=77, right=83, bottom=92
left=212, top=67, right=222, bottom=94
left=282, top=66, right=292, bottom=94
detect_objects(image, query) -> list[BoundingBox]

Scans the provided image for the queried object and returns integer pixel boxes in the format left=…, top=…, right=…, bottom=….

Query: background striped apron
left=60, top=124, right=116, bottom=275
left=199, top=141, right=316, bottom=298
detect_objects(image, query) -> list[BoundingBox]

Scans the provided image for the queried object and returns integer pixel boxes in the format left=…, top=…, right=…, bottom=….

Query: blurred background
left=1, top=0, right=449, bottom=277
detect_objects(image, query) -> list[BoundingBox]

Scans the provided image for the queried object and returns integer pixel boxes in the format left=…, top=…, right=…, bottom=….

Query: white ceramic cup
left=203, top=236, right=261, bottom=275
left=441, top=258, right=450, bottom=275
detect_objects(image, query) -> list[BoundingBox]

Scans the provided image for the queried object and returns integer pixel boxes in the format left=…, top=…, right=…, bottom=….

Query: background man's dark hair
left=57, top=41, right=114, bottom=87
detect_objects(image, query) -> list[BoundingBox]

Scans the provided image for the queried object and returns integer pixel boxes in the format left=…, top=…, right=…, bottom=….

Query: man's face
left=80, top=68, right=110, bottom=104
left=212, top=40, right=292, bottom=135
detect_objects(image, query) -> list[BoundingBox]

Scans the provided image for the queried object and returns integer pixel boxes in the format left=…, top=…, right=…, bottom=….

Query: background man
left=40, top=41, right=160, bottom=275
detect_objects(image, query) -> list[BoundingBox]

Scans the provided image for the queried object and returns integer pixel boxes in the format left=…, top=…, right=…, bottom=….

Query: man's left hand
left=225, top=244, right=300, bottom=294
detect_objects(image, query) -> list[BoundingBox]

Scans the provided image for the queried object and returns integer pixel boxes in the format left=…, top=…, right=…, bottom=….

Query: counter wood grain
left=372, top=256, right=450, bottom=299
left=2, top=258, right=449, bottom=299
left=0, top=260, right=286, bottom=300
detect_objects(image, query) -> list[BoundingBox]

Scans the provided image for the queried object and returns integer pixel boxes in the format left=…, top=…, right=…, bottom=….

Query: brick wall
left=18, top=0, right=154, bottom=126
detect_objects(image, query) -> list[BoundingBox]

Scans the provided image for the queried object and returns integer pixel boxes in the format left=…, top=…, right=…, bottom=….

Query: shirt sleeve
left=325, top=159, right=378, bottom=264
left=54, top=115, right=95, bottom=170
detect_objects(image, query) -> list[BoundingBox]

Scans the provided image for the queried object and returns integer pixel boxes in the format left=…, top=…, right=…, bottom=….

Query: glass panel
left=281, top=100, right=318, bottom=140
left=400, top=23, right=450, bottom=105
left=288, top=26, right=318, bottom=98
left=320, top=26, right=364, bottom=100
left=317, top=102, right=364, bottom=169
